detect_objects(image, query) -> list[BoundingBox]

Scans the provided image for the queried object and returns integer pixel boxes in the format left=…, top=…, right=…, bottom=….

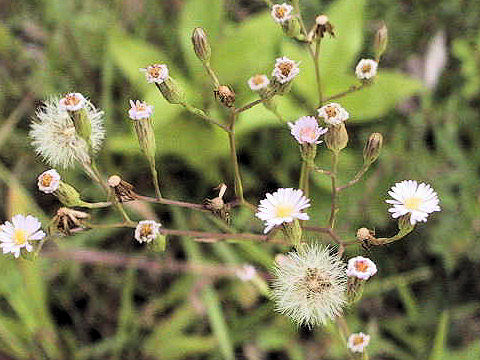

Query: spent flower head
left=248, top=74, right=270, bottom=91
left=128, top=100, right=154, bottom=120
left=140, top=64, right=169, bottom=84
left=272, top=57, right=300, bottom=84
left=317, top=103, right=349, bottom=126
left=0, top=215, right=45, bottom=258
left=288, top=116, right=328, bottom=145
left=355, top=59, right=378, bottom=80
left=386, top=180, right=440, bottom=225
left=256, top=188, right=310, bottom=233
left=134, top=220, right=161, bottom=244
left=271, top=243, right=347, bottom=327
left=347, top=332, right=371, bottom=353
left=347, top=256, right=377, bottom=280
left=271, top=3, right=294, bottom=24
left=59, top=93, right=86, bottom=112
left=37, top=169, right=61, bottom=194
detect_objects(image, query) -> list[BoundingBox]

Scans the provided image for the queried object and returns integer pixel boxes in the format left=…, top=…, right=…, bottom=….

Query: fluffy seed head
left=347, top=256, right=378, bottom=280
left=271, top=243, right=347, bottom=327
left=347, top=333, right=371, bottom=353
left=37, top=169, right=61, bottom=194
left=288, top=116, right=328, bottom=145
left=355, top=59, right=378, bottom=80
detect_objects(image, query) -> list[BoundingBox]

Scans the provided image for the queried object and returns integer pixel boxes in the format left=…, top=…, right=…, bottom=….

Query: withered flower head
left=108, top=175, right=137, bottom=202
left=52, top=207, right=90, bottom=235
left=214, top=85, right=235, bottom=107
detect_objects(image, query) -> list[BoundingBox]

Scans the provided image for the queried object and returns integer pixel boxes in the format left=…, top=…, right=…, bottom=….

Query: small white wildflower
left=386, top=180, right=440, bottom=225
left=37, top=169, right=61, bottom=194
left=128, top=100, right=154, bottom=120
left=59, top=93, right=86, bottom=111
left=288, top=116, right=328, bottom=145
left=272, top=243, right=347, bottom=327
left=256, top=188, right=310, bottom=234
left=272, top=57, right=300, bottom=84
left=30, top=97, right=105, bottom=168
left=347, top=332, right=371, bottom=353
left=317, top=103, right=349, bottom=126
left=140, top=64, right=169, bottom=84
left=248, top=74, right=270, bottom=91
left=347, top=256, right=377, bottom=280
left=355, top=59, right=378, bottom=80
left=271, top=3, right=294, bottom=24
left=0, top=215, right=46, bottom=258
left=236, top=264, right=257, bottom=281
left=134, top=220, right=161, bottom=244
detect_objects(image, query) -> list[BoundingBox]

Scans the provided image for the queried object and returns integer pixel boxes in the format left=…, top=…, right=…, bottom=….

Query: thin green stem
left=329, top=152, right=339, bottom=228
left=314, top=39, right=323, bottom=106
left=79, top=201, right=112, bottom=209
left=227, top=111, right=245, bottom=203
left=148, top=160, right=162, bottom=199
left=337, top=163, right=370, bottom=192
left=299, top=161, right=310, bottom=197
left=203, top=61, right=220, bottom=88
left=323, top=83, right=371, bottom=103
left=182, top=103, right=229, bottom=132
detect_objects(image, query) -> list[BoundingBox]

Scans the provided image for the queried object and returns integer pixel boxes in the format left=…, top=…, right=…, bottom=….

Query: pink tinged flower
left=256, top=188, right=310, bottom=233
left=347, top=333, right=371, bottom=353
left=272, top=57, right=300, bottom=84
left=59, top=93, right=86, bottom=111
left=140, top=64, right=169, bottom=84
left=386, top=180, right=441, bottom=225
left=248, top=74, right=270, bottom=91
left=347, top=256, right=377, bottom=280
left=37, top=169, right=61, bottom=194
left=235, top=264, right=257, bottom=281
left=0, top=215, right=46, bottom=258
left=288, top=116, right=328, bottom=144
left=128, top=100, right=154, bottom=120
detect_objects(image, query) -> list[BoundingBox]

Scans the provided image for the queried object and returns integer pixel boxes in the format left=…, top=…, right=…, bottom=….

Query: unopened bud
left=363, top=132, right=383, bottom=165
left=52, top=207, right=90, bottom=235
left=108, top=175, right=137, bottom=202
left=191, top=27, right=211, bottom=62
left=374, top=22, right=388, bottom=60
left=325, top=123, right=349, bottom=153
left=214, top=85, right=235, bottom=108
left=156, top=77, right=186, bottom=104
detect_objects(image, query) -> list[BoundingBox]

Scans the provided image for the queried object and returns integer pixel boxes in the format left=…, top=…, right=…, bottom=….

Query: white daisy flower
left=0, top=215, right=46, bottom=258
left=37, top=169, right=61, bottom=194
left=248, top=74, right=270, bottom=91
left=134, top=220, right=161, bottom=244
left=128, top=100, right=154, bottom=120
left=30, top=97, right=105, bottom=169
left=355, top=59, right=378, bottom=80
left=271, top=3, right=294, bottom=24
left=59, top=93, right=86, bottom=111
left=386, top=180, right=441, bottom=225
left=288, top=116, right=328, bottom=144
left=272, top=57, right=300, bottom=84
left=256, top=188, right=310, bottom=234
left=271, top=243, right=347, bottom=327
left=347, top=332, right=371, bottom=353
left=317, top=103, right=349, bottom=126
left=347, top=256, right=377, bottom=280
left=235, top=264, right=257, bottom=282
left=140, top=64, right=169, bottom=84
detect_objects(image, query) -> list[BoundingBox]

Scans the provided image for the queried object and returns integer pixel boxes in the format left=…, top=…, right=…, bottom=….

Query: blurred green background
left=1, top=0, right=479, bottom=359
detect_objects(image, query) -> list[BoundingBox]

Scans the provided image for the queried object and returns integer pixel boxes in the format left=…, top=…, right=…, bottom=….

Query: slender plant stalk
left=182, top=102, right=229, bottom=131
left=228, top=111, right=245, bottom=203
left=203, top=61, right=220, bottom=87
left=323, top=83, right=371, bottom=102
left=148, top=160, right=162, bottom=199
left=329, top=152, right=339, bottom=228
left=299, top=161, right=310, bottom=196
left=314, top=38, right=323, bottom=105
left=337, top=164, right=370, bottom=191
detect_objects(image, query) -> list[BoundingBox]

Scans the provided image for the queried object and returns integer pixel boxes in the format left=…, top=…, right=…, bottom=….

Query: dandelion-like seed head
left=0, top=215, right=46, bottom=258
left=37, top=169, right=61, bottom=194
left=386, top=180, right=440, bottom=225
left=134, top=220, right=161, bottom=244
left=272, top=57, right=300, bottom=84
left=355, top=59, right=378, bottom=80
left=271, top=3, right=294, bottom=24
left=128, top=100, right=154, bottom=120
left=317, top=103, right=349, bottom=126
left=271, top=243, right=347, bottom=327
left=30, top=97, right=105, bottom=169
left=288, top=116, right=328, bottom=145
left=347, top=332, right=371, bottom=353
left=248, top=74, right=270, bottom=91
left=347, top=256, right=377, bottom=280
left=140, top=64, right=169, bottom=84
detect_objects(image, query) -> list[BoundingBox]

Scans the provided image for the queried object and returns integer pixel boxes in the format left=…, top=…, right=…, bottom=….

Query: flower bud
left=191, top=27, right=211, bottom=62
left=108, top=175, right=137, bottom=202
left=363, top=132, right=383, bottom=165
left=51, top=207, right=90, bottom=235
left=55, top=181, right=83, bottom=207
left=324, top=123, right=349, bottom=153
left=156, top=77, right=186, bottom=104
left=374, top=22, right=388, bottom=60
left=214, top=85, right=235, bottom=108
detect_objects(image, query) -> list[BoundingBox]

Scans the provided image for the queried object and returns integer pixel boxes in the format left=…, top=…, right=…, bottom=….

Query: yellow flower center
left=325, top=105, right=337, bottom=118
left=361, top=64, right=372, bottom=73
left=275, top=6, right=287, bottom=18
left=41, top=173, right=53, bottom=187
left=63, top=94, right=81, bottom=106
left=252, top=75, right=265, bottom=86
left=404, top=197, right=422, bottom=210
left=136, top=103, right=147, bottom=112
left=148, top=65, right=161, bottom=78
left=140, top=224, right=153, bottom=237
left=354, top=260, right=369, bottom=273
left=352, top=336, right=364, bottom=346
left=278, top=62, right=293, bottom=77
left=276, top=204, right=293, bottom=218
left=14, top=229, right=27, bottom=245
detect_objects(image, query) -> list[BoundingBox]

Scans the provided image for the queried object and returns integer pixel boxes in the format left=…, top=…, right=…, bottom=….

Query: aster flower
left=140, top=64, right=169, bottom=84
left=248, top=74, right=270, bottom=91
left=347, top=333, right=371, bottom=353
left=271, top=243, right=347, bottom=327
left=30, top=97, right=105, bottom=169
left=256, top=188, right=310, bottom=234
left=272, top=57, right=300, bottom=84
left=271, top=3, right=294, bottom=24
left=37, top=169, right=61, bottom=194
left=128, top=100, right=154, bottom=120
left=59, top=93, right=86, bottom=111
left=347, top=256, right=377, bottom=280
left=355, top=59, right=378, bottom=80
left=0, top=215, right=46, bottom=258
left=386, top=180, right=440, bottom=225
left=317, top=103, right=349, bottom=126
left=288, top=116, right=328, bottom=145
left=235, top=264, right=257, bottom=282
left=134, top=220, right=161, bottom=244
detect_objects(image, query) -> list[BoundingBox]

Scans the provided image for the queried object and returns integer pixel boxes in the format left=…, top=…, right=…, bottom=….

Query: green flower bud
left=191, top=27, right=211, bottom=62
left=363, top=132, right=383, bottom=165
left=325, top=123, right=349, bottom=153
left=374, top=22, right=388, bottom=60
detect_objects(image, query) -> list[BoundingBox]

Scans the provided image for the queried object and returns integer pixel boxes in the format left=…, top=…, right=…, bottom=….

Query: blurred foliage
left=0, top=0, right=479, bottom=359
